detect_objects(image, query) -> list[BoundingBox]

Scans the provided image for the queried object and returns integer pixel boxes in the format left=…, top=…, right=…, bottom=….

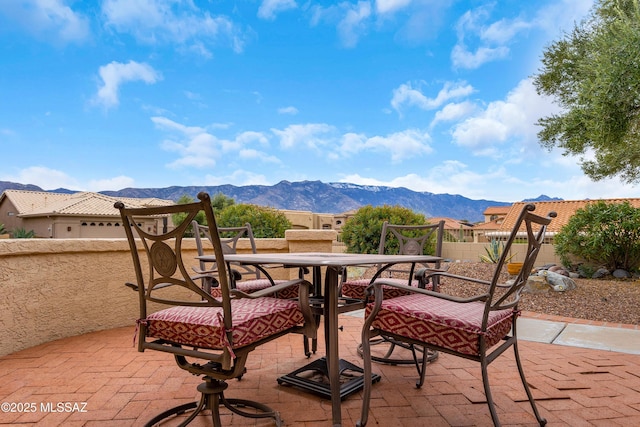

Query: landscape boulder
left=536, top=269, right=577, bottom=292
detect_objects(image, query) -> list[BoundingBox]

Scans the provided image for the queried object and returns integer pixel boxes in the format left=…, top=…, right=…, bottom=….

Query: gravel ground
left=359, top=262, right=640, bottom=325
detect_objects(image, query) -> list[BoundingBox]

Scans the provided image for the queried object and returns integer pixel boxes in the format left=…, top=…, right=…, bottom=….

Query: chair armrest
left=192, top=266, right=218, bottom=275
left=125, top=281, right=178, bottom=292
left=422, top=270, right=493, bottom=287
left=125, top=282, right=139, bottom=291
left=369, top=278, right=489, bottom=304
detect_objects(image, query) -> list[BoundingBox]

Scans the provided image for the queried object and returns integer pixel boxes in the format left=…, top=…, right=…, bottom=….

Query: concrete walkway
left=517, top=315, right=640, bottom=355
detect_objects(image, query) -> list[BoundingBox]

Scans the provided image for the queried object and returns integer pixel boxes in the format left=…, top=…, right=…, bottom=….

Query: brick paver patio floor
left=1, top=314, right=639, bottom=426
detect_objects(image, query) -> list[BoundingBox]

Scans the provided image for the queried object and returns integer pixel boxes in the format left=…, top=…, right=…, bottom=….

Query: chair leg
left=480, top=356, right=501, bottom=427
left=357, top=328, right=373, bottom=427
left=414, top=344, right=430, bottom=389
left=513, top=341, right=547, bottom=426
left=144, top=376, right=282, bottom=427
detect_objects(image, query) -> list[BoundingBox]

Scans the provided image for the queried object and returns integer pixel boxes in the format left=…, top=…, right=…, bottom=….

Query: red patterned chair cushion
left=342, top=278, right=429, bottom=300
left=145, top=297, right=304, bottom=350
left=367, top=294, right=515, bottom=356
left=209, top=279, right=299, bottom=299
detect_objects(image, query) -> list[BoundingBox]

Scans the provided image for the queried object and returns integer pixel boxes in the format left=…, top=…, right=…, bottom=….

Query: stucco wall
left=442, top=241, right=561, bottom=265
left=0, top=231, right=335, bottom=357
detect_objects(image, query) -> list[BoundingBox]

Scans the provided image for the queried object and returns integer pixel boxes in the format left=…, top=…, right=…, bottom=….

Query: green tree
left=216, top=204, right=291, bottom=238
left=554, top=201, right=640, bottom=272
left=533, top=0, right=640, bottom=183
left=340, top=205, right=430, bottom=254
left=172, top=194, right=205, bottom=235
left=211, top=192, right=235, bottom=214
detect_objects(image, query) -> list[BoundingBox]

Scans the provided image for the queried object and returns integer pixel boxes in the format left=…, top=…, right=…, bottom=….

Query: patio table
left=200, top=252, right=441, bottom=427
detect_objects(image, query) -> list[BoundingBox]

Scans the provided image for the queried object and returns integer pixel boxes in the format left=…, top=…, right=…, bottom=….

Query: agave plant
left=11, top=227, right=35, bottom=238
left=479, top=239, right=516, bottom=263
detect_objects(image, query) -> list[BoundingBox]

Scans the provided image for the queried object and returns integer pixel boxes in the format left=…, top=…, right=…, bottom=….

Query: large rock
left=537, top=269, right=577, bottom=292
left=523, top=275, right=550, bottom=294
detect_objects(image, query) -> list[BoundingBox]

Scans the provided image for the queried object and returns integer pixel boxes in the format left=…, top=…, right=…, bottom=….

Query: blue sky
left=2, top=0, right=637, bottom=203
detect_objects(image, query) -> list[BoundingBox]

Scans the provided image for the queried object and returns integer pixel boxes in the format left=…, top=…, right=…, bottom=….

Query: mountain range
left=0, top=180, right=560, bottom=223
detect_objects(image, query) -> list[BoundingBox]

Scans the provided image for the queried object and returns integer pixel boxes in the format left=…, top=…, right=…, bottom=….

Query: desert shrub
left=12, top=227, right=35, bottom=238
left=341, top=205, right=431, bottom=254
left=554, top=201, right=640, bottom=272
left=217, top=204, right=291, bottom=238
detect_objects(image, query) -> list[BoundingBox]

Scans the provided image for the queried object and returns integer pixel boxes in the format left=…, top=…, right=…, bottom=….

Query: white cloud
left=94, top=60, right=161, bottom=109
left=258, top=0, right=298, bottom=20
left=102, top=0, right=246, bottom=55
left=338, top=129, right=432, bottom=163
left=1, top=166, right=77, bottom=191
left=451, top=6, right=531, bottom=69
left=86, top=175, right=135, bottom=191
left=451, top=44, right=509, bottom=70
left=450, top=78, right=559, bottom=156
left=238, top=148, right=281, bottom=164
left=534, top=0, right=594, bottom=35
left=278, top=106, right=299, bottom=115
left=0, top=166, right=134, bottom=192
left=152, top=117, right=276, bottom=170
left=481, top=18, right=532, bottom=44
left=271, top=123, right=336, bottom=149
left=0, top=0, right=90, bottom=43
left=310, top=1, right=372, bottom=48
left=375, top=0, right=412, bottom=14
left=391, top=81, right=475, bottom=114
left=336, top=1, right=371, bottom=48
left=236, top=131, right=270, bottom=146
left=203, top=169, right=270, bottom=186
left=430, top=101, right=477, bottom=128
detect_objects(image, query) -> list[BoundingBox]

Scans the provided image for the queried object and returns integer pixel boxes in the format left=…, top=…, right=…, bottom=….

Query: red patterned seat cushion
left=367, top=294, right=514, bottom=356
left=342, top=278, right=428, bottom=300
left=145, top=297, right=304, bottom=350
left=209, top=279, right=299, bottom=299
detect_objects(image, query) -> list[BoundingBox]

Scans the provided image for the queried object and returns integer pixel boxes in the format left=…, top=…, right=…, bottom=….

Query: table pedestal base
left=277, top=357, right=380, bottom=400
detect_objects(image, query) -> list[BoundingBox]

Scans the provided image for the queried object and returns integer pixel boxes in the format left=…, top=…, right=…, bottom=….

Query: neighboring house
left=471, top=218, right=504, bottom=243
left=429, top=217, right=475, bottom=242
left=280, top=209, right=336, bottom=230
left=0, top=190, right=173, bottom=238
left=482, top=206, right=510, bottom=223
left=333, top=209, right=357, bottom=232
left=492, top=198, right=640, bottom=241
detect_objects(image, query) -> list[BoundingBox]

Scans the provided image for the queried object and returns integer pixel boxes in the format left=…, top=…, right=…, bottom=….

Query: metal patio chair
left=116, top=192, right=316, bottom=426
left=340, top=220, right=445, bottom=368
left=358, top=204, right=555, bottom=427
left=192, top=221, right=299, bottom=299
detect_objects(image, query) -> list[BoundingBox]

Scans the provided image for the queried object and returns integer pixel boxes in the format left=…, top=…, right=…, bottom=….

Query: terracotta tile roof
left=473, top=218, right=503, bottom=231
left=429, top=217, right=473, bottom=230
left=499, top=198, right=640, bottom=234
left=1, top=190, right=173, bottom=218
left=483, top=206, right=510, bottom=216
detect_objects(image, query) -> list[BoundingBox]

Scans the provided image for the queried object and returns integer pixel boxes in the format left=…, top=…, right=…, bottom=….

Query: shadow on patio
left=1, top=313, right=640, bottom=426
